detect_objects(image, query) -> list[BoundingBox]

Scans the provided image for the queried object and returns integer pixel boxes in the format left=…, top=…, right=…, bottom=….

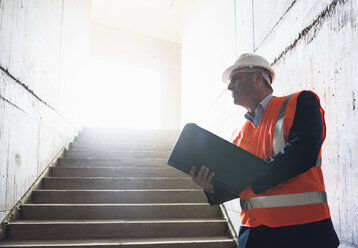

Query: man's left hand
left=189, top=166, right=215, bottom=192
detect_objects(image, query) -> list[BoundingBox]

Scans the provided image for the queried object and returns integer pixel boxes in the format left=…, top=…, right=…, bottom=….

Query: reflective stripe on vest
left=273, top=94, right=322, bottom=167
left=273, top=94, right=293, bottom=154
left=240, top=191, right=327, bottom=210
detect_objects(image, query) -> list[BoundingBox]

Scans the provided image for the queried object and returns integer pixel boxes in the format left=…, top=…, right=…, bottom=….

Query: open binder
left=167, top=123, right=269, bottom=194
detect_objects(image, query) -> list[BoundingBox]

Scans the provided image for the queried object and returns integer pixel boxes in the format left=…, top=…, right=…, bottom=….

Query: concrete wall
left=181, top=0, right=246, bottom=139
left=0, top=0, right=91, bottom=221
left=181, top=0, right=358, bottom=246
left=254, top=1, right=358, bottom=247
left=91, top=23, right=181, bottom=129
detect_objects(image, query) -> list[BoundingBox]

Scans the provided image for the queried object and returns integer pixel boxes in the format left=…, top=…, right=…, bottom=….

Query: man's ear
left=253, top=71, right=263, bottom=87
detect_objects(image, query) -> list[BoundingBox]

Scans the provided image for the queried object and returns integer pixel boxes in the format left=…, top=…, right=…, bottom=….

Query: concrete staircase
left=0, top=128, right=237, bottom=247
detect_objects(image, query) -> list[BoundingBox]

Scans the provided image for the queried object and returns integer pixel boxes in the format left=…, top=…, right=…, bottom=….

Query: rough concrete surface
left=253, top=0, right=297, bottom=49
left=235, top=0, right=254, bottom=54
left=0, top=0, right=91, bottom=222
left=0, top=0, right=63, bottom=107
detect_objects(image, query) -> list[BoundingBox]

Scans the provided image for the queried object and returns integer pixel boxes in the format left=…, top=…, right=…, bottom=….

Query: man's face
left=227, top=71, right=256, bottom=107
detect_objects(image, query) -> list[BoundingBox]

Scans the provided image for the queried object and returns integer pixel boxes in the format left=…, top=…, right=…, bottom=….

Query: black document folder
left=167, top=123, right=269, bottom=194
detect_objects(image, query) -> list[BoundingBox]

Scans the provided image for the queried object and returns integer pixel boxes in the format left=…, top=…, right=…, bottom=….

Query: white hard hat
left=222, top=53, right=275, bottom=83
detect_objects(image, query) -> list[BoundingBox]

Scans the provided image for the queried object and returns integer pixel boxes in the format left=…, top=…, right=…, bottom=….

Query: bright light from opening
left=80, top=59, right=161, bottom=128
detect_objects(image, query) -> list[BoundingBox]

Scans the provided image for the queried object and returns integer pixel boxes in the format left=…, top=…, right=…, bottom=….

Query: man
left=190, top=53, right=339, bottom=248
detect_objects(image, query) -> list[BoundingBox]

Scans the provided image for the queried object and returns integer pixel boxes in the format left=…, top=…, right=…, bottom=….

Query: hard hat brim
left=222, top=64, right=276, bottom=83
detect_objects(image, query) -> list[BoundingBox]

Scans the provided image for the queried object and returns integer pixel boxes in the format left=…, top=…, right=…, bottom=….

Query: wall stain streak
left=254, top=0, right=297, bottom=52
left=353, top=91, right=356, bottom=111
left=0, top=94, right=25, bottom=113
left=0, top=65, right=55, bottom=112
left=272, top=0, right=348, bottom=66
left=0, top=66, right=77, bottom=129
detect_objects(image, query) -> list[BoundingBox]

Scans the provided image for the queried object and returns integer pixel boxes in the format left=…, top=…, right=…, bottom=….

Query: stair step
left=6, top=219, right=227, bottom=240
left=64, top=150, right=171, bottom=159
left=80, top=127, right=180, bottom=134
left=42, top=177, right=200, bottom=190
left=75, top=136, right=177, bottom=145
left=58, top=158, right=168, bottom=167
left=50, top=167, right=184, bottom=177
left=0, top=236, right=236, bottom=248
left=78, top=129, right=180, bottom=140
left=1, top=128, right=236, bottom=246
left=32, top=189, right=207, bottom=203
left=69, top=142, right=174, bottom=151
left=21, top=203, right=218, bottom=220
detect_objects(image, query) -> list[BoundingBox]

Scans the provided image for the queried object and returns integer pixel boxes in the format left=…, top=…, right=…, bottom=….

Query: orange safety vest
left=232, top=91, right=331, bottom=227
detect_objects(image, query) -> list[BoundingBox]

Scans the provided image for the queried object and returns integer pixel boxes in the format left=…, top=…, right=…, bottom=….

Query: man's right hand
left=189, top=166, right=215, bottom=192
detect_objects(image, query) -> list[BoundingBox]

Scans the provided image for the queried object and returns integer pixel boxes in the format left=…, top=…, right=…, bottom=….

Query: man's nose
left=227, top=81, right=234, bottom=91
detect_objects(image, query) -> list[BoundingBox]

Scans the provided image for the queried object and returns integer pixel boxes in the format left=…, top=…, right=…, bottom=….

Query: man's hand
left=189, top=166, right=215, bottom=192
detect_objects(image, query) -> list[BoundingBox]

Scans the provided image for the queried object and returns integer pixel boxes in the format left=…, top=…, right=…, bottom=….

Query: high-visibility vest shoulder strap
left=273, top=93, right=293, bottom=154
left=273, top=92, right=322, bottom=167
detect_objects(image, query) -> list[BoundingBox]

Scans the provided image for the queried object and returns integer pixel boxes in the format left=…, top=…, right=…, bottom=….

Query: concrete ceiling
left=91, top=0, right=183, bottom=44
